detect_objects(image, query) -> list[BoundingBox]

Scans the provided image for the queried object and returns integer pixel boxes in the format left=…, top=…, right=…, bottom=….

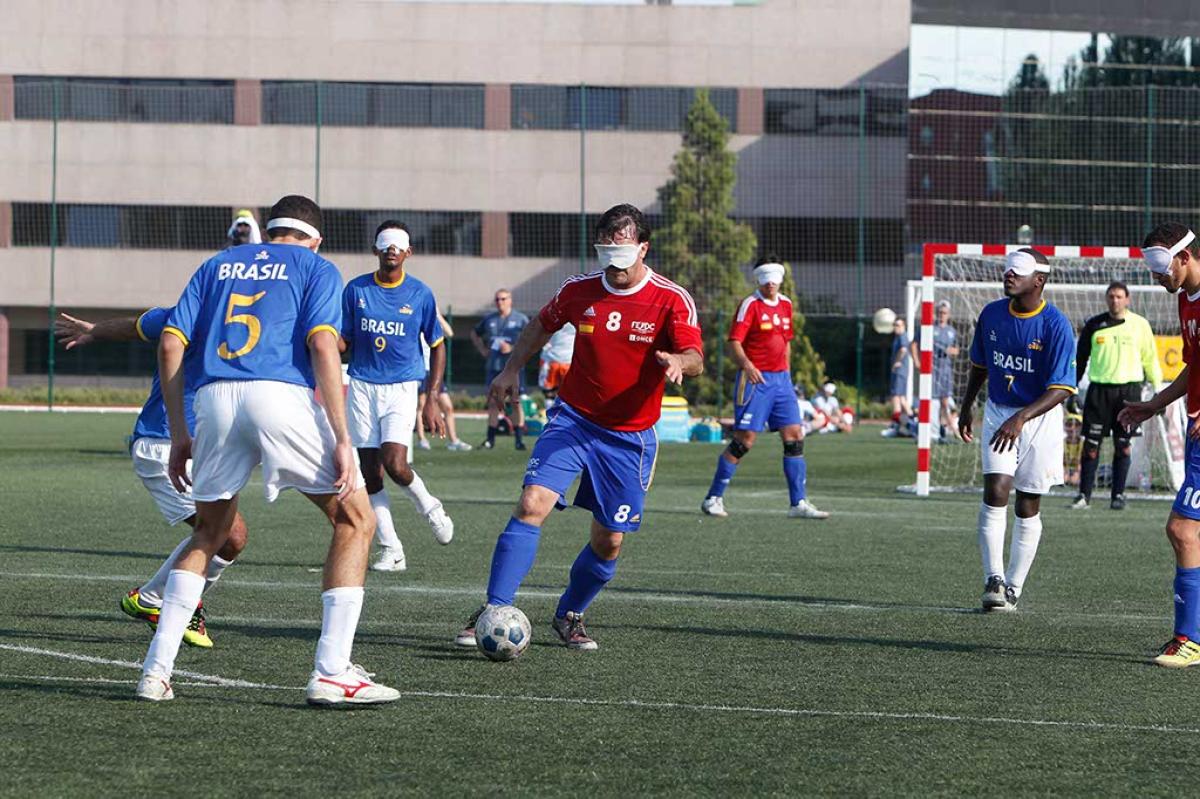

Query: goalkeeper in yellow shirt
left=1071, top=281, right=1162, bottom=510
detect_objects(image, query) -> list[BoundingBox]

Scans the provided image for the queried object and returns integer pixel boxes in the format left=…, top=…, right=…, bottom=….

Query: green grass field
left=0, top=412, right=1195, bottom=796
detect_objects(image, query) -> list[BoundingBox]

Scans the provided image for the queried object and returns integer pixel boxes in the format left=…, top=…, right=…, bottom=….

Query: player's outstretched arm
left=309, top=330, right=356, bottom=500
left=159, top=333, right=192, bottom=493
left=989, top=387, right=1071, bottom=453
left=1119, top=366, right=1188, bottom=431
left=488, top=317, right=552, bottom=407
left=957, top=365, right=987, bottom=443
left=54, top=312, right=140, bottom=349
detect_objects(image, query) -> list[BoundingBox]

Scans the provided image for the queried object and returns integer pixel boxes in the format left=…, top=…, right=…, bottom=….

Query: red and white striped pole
left=914, top=243, right=1142, bottom=496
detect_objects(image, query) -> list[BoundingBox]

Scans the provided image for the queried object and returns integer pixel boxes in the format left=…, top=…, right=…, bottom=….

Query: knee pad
left=728, top=439, right=750, bottom=459
left=1113, top=436, right=1133, bottom=457
left=1082, top=439, right=1101, bottom=458
left=784, top=439, right=804, bottom=457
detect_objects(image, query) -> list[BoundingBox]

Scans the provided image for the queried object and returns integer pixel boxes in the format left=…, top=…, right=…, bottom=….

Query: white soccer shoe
left=788, top=499, right=830, bottom=519
left=701, top=496, right=728, bottom=517
left=305, top=664, right=400, bottom=706
left=416, top=439, right=432, bottom=451
left=135, top=673, right=174, bottom=702
left=446, top=440, right=473, bottom=452
left=426, top=503, right=454, bottom=545
left=371, top=545, right=407, bottom=572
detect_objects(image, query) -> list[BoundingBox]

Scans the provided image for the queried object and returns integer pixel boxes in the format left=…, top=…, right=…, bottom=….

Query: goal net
left=908, top=243, right=1188, bottom=498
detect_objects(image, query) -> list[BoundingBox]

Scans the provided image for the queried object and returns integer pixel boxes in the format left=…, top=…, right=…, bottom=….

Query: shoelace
left=568, top=615, right=589, bottom=640
left=187, top=604, right=206, bottom=631
left=348, top=664, right=376, bottom=681
left=1162, top=638, right=1188, bottom=656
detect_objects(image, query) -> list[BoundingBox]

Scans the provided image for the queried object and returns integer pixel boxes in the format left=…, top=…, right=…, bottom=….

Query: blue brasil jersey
left=131, top=307, right=198, bottom=442
left=968, top=298, right=1077, bottom=407
left=341, top=271, right=443, bottom=384
left=165, top=242, right=342, bottom=390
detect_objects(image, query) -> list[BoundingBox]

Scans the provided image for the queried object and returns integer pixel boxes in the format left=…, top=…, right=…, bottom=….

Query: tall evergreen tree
left=654, top=89, right=825, bottom=405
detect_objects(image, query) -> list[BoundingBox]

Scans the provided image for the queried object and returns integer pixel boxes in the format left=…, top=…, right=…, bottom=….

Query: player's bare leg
left=439, top=392, right=469, bottom=449
left=553, top=519, right=621, bottom=651
left=302, top=488, right=398, bottom=704
left=415, top=393, right=431, bottom=450
left=511, top=398, right=527, bottom=450
left=124, top=511, right=247, bottom=649
left=138, top=498, right=239, bottom=700
left=381, top=440, right=453, bottom=545
left=455, top=484, right=557, bottom=646
left=359, top=448, right=407, bottom=571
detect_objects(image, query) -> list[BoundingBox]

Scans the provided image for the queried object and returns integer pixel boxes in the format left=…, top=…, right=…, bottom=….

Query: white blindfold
left=754, top=262, right=786, bottom=286
left=1143, top=230, right=1195, bottom=275
left=376, top=228, right=411, bottom=253
left=1004, top=250, right=1050, bottom=277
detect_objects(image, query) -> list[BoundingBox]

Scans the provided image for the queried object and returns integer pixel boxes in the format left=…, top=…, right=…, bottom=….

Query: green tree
left=654, top=90, right=826, bottom=405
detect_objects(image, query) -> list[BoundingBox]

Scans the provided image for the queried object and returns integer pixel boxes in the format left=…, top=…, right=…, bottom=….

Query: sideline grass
left=0, top=412, right=1192, bottom=796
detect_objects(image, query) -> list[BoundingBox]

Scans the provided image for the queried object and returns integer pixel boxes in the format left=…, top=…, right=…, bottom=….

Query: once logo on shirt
left=629, top=320, right=657, bottom=343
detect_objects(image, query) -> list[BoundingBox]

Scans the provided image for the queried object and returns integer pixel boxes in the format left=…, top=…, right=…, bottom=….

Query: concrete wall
left=0, top=248, right=577, bottom=316
left=1, top=0, right=910, bottom=88
left=1, top=120, right=905, bottom=217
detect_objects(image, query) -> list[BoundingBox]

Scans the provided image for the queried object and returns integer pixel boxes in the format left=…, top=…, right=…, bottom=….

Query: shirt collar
left=602, top=267, right=654, bottom=296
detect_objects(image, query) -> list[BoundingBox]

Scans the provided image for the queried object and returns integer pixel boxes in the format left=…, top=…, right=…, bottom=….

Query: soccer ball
left=872, top=307, right=897, bottom=334
left=474, top=605, right=531, bottom=662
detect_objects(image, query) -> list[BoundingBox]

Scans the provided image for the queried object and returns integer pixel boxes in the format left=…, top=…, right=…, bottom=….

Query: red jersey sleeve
left=538, top=278, right=575, bottom=334
left=668, top=286, right=704, bottom=355
left=728, top=295, right=755, bottom=343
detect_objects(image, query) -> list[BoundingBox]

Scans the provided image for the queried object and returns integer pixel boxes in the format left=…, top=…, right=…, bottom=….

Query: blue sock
left=1174, top=566, right=1200, bottom=640
left=784, top=455, right=807, bottom=505
left=485, top=518, right=541, bottom=606
left=707, top=455, right=739, bottom=498
left=555, top=544, right=618, bottom=618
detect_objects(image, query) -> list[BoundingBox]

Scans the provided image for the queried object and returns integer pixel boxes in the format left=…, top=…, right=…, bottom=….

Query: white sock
left=977, top=503, right=1007, bottom=580
left=139, top=537, right=191, bottom=607
left=141, top=569, right=205, bottom=679
left=314, top=586, right=365, bottom=677
left=403, top=472, right=439, bottom=515
left=1005, top=513, right=1043, bottom=597
left=205, top=555, right=234, bottom=592
left=369, top=490, right=402, bottom=549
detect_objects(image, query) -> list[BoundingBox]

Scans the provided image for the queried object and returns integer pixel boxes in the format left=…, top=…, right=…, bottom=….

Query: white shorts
left=192, top=379, right=364, bottom=503
left=347, top=378, right=419, bottom=450
left=981, top=400, right=1064, bottom=495
left=131, top=437, right=195, bottom=526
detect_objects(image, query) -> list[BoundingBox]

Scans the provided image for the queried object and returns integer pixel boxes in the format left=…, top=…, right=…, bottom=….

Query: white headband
left=375, top=228, right=410, bottom=252
left=1004, top=250, right=1050, bottom=277
left=1143, top=229, right=1196, bottom=275
left=266, top=217, right=321, bottom=239
left=754, top=262, right=786, bottom=286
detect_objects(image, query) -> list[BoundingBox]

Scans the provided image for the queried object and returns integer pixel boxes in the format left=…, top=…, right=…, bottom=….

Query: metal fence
left=11, top=76, right=1200, bottom=410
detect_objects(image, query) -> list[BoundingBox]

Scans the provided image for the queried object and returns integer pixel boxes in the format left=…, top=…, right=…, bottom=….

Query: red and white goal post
left=910, top=242, right=1188, bottom=498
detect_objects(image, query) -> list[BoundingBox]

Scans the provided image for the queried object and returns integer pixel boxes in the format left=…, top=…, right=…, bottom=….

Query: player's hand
left=990, top=412, right=1025, bottom=453
left=498, top=340, right=513, bottom=355
left=656, top=351, right=684, bottom=385
left=168, top=437, right=193, bottom=493
left=1117, top=399, right=1157, bottom=431
left=422, top=394, right=447, bottom=439
left=54, top=313, right=95, bottom=350
left=332, top=440, right=356, bottom=501
left=743, top=364, right=765, bottom=385
left=488, top=366, right=521, bottom=408
left=958, top=406, right=974, bottom=443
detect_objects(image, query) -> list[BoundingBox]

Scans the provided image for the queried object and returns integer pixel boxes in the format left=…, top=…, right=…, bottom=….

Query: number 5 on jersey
left=217, top=291, right=267, bottom=360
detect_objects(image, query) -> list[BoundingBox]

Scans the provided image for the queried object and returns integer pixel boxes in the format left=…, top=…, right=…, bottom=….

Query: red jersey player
left=1119, top=222, right=1200, bottom=667
left=453, top=204, right=704, bottom=652
left=701, top=258, right=829, bottom=520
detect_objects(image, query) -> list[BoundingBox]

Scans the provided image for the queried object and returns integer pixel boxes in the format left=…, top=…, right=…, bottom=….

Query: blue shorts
left=523, top=401, right=658, bottom=533
left=933, top=369, right=953, bottom=400
left=889, top=369, right=910, bottom=398
left=733, top=370, right=801, bottom=432
left=1173, top=436, right=1200, bottom=520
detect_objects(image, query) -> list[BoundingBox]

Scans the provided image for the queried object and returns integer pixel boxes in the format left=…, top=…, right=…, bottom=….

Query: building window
left=13, top=77, right=235, bottom=124
left=511, top=86, right=738, bottom=131
left=13, top=203, right=254, bottom=250
left=319, top=210, right=481, bottom=255
left=764, top=88, right=907, bottom=136
left=262, top=81, right=485, bottom=128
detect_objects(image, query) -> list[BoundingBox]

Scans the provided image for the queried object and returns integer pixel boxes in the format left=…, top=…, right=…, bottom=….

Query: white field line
left=1, top=645, right=1198, bottom=736
left=0, top=570, right=1165, bottom=623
